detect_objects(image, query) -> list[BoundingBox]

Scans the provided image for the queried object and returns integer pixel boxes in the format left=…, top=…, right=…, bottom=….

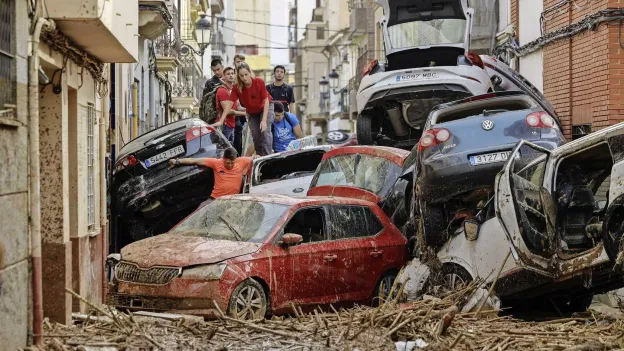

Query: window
left=387, top=19, right=466, bottom=50
left=0, top=0, right=15, bottom=114
left=316, top=26, right=325, bottom=40
left=329, top=205, right=383, bottom=240
left=311, top=154, right=402, bottom=197
left=235, top=45, right=259, bottom=55
left=572, top=124, right=592, bottom=140
left=87, top=103, right=96, bottom=229
left=172, top=199, right=289, bottom=242
left=283, top=208, right=326, bottom=243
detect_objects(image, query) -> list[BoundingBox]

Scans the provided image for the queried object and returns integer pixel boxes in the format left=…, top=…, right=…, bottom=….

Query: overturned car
left=405, top=122, right=624, bottom=314
left=356, top=0, right=494, bottom=147
left=111, top=119, right=231, bottom=251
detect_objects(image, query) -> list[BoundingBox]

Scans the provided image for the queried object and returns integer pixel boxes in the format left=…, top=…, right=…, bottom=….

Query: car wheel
left=356, top=114, right=376, bottom=145
left=420, top=201, right=447, bottom=248
left=227, top=279, right=268, bottom=320
left=442, top=264, right=473, bottom=290
left=373, top=271, right=398, bottom=306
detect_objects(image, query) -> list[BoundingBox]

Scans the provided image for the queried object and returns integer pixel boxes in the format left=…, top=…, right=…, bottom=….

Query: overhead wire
left=220, top=16, right=345, bottom=33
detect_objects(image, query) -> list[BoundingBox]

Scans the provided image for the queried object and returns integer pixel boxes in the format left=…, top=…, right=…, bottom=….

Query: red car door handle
left=370, top=250, right=383, bottom=257
left=323, top=254, right=337, bottom=262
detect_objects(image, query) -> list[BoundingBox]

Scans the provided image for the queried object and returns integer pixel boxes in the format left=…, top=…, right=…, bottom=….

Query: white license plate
left=145, top=145, right=185, bottom=167
left=396, top=72, right=439, bottom=82
left=470, top=151, right=518, bottom=166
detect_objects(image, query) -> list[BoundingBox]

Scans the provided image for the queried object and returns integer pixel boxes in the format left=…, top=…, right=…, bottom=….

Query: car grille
left=115, top=262, right=181, bottom=285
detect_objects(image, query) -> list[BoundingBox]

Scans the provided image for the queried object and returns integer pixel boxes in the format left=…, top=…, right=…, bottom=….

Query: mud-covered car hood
left=120, top=233, right=262, bottom=267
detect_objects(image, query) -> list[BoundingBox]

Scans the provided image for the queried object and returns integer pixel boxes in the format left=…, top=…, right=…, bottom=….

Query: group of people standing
left=169, top=56, right=304, bottom=206
left=205, top=55, right=303, bottom=157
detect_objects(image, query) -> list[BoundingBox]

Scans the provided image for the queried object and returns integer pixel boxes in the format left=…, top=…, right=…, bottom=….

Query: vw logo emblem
left=482, top=120, right=495, bottom=131
left=327, top=131, right=344, bottom=141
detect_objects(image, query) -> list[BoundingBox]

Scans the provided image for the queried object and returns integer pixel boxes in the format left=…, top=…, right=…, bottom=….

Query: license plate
left=396, top=72, right=439, bottom=82
left=144, top=145, right=185, bottom=167
left=470, top=151, right=518, bottom=166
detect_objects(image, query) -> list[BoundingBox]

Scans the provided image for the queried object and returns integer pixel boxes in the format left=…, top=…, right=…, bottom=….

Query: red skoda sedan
left=107, top=194, right=408, bottom=319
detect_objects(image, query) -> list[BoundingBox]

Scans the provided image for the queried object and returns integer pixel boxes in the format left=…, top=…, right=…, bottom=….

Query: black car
left=111, top=118, right=231, bottom=252
left=414, top=91, right=566, bottom=247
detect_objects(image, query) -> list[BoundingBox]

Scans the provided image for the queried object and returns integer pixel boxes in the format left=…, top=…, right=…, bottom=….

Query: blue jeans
left=222, top=124, right=235, bottom=144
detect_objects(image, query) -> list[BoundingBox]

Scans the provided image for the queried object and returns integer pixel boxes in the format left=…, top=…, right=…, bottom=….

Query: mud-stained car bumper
left=108, top=277, right=234, bottom=317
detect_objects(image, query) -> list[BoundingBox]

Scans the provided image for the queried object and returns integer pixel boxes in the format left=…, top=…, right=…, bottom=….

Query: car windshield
left=387, top=19, right=466, bottom=50
left=169, top=199, right=289, bottom=243
left=311, top=154, right=402, bottom=197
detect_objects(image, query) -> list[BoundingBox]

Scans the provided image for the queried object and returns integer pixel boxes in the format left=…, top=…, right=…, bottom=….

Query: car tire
left=420, top=201, right=447, bottom=248
left=227, top=279, right=268, bottom=320
left=441, top=264, right=473, bottom=290
left=373, top=271, right=398, bottom=306
left=357, top=114, right=375, bottom=145
left=602, top=204, right=624, bottom=262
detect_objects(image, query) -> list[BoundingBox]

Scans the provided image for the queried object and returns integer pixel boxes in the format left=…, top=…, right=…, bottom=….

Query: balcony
left=154, top=34, right=180, bottom=76
left=349, top=7, right=369, bottom=36
left=139, top=0, right=174, bottom=40
left=45, top=0, right=138, bottom=62
left=171, top=79, right=198, bottom=111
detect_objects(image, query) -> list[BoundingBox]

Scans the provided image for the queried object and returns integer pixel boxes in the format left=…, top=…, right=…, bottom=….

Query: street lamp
left=328, top=69, right=339, bottom=92
left=180, top=13, right=213, bottom=57
left=319, top=76, right=330, bottom=97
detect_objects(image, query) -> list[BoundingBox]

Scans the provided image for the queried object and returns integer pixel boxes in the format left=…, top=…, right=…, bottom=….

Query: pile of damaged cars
left=105, top=0, right=624, bottom=321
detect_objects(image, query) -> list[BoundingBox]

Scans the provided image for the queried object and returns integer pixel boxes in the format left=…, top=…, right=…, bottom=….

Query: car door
left=497, top=123, right=624, bottom=277
left=325, top=204, right=405, bottom=302
left=496, top=140, right=557, bottom=276
left=273, top=206, right=337, bottom=307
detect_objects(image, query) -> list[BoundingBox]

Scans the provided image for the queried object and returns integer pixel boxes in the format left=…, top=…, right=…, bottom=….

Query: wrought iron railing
left=154, top=34, right=180, bottom=58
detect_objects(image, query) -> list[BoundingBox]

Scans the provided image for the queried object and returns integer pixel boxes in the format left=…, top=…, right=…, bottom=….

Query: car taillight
left=362, top=59, right=379, bottom=77
left=419, top=128, right=451, bottom=151
left=526, top=112, right=557, bottom=129
left=114, top=155, right=137, bottom=172
left=186, top=126, right=215, bottom=142
left=466, top=52, right=485, bottom=69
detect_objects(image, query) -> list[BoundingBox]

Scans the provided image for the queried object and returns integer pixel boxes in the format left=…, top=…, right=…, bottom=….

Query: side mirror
left=280, top=233, right=303, bottom=247
left=463, top=220, right=480, bottom=241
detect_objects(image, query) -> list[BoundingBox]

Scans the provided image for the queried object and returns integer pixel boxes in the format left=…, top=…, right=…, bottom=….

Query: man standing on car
left=271, top=102, right=303, bottom=152
left=211, top=67, right=245, bottom=143
left=203, top=59, right=224, bottom=96
left=267, top=65, right=295, bottom=113
left=169, top=147, right=255, bottom=208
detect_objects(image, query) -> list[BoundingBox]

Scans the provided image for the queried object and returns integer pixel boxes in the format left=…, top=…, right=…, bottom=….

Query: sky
left=269, top=0, right=315, bottom=65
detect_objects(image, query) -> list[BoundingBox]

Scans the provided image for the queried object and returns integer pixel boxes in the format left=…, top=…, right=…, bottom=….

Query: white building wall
left=518, top=0, right=544, bottom=92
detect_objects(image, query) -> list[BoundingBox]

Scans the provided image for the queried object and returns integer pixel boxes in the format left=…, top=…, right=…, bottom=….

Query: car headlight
left=181, top=263, right=227, bottom=280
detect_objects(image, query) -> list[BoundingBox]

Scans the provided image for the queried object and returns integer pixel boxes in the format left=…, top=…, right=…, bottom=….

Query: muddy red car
left=106, top=194, right=408, bottom=319
left=307, top=146, right=417, bottom=246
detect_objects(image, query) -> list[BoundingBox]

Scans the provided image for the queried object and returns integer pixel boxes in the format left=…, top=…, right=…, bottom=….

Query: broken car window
left=388, top=19, right=466, bottom=49
left=311, top=154, right=402, bottom=197
left=170, top=199, right=289, bottom=243
left=329, top=206, right=383, bottom=240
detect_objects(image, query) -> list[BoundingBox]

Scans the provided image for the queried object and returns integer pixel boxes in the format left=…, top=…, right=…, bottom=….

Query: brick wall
left=540, top=0, right=623, bottom=139
left=510, top=0, right=519, bottom=38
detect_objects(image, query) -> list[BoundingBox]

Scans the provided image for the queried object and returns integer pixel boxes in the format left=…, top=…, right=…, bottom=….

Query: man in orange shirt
left=168, top=147, right=255, bottom=208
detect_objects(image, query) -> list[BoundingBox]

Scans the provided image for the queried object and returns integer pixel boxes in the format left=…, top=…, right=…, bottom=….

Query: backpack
left=199, top=82, right=224, bottom=124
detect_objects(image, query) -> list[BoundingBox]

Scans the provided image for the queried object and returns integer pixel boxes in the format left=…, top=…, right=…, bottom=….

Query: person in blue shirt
left=272, top=102, right=303, bottom=152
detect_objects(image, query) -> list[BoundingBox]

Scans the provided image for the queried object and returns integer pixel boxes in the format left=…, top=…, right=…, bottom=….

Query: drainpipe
left=28, top=16, right=53, bottom=347
left=100, top=66, right=109, bottom=303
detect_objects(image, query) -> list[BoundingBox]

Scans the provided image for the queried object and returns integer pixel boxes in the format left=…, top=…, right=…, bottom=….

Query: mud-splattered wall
left=0, top=0, right=33, bottom=347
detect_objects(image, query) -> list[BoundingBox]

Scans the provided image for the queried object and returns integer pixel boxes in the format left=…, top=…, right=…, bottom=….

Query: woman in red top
left=222, top=62, right=275, bottom=156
